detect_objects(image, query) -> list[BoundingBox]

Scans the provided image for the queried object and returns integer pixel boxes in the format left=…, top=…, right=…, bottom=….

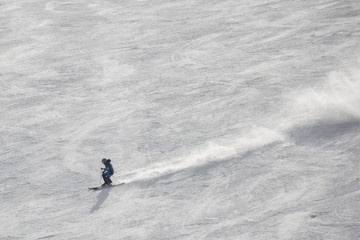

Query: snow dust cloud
left=121, top=126, right=285, bottom=183
left=294, top=63, right=360, bottom=124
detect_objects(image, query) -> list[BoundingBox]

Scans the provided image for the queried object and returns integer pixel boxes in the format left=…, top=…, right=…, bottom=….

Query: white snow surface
left=1, top=0, right=360, bottom=239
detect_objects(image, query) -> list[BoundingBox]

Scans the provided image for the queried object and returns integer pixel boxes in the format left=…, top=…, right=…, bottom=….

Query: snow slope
left=1, top=0, right=360, bottom=239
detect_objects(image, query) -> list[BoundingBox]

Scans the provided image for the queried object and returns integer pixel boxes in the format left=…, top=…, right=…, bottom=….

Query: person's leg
left=102, top=173, right=113, bottom=185
left=102, top=173, right=109, bottom=185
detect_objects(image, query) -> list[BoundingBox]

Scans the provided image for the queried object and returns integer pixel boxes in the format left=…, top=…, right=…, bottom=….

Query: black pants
left=102, top=173, right=112, bottom=184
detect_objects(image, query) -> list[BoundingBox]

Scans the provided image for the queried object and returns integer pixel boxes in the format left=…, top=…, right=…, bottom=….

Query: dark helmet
left=102, top=158, right=107, bottom=164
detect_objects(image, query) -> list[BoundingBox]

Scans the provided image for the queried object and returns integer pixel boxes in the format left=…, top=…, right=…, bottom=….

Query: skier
left=101, top=158, right=114, bottom=186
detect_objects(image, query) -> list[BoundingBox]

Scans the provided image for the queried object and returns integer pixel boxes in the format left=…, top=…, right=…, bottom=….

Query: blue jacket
left=103, top=163, right=114, bottom=177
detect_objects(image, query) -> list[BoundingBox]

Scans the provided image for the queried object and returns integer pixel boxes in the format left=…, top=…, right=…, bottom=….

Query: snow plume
left=121, top=127, right=284, bottom=183
left=295, top=67, right=360, bottom=123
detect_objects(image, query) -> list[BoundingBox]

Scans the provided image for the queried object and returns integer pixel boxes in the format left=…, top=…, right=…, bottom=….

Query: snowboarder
left=101, top=158, right=114, bottom=186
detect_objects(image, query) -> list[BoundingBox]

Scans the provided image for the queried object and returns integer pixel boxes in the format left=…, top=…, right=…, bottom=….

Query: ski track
left=1, top=0, right=360, bottom=239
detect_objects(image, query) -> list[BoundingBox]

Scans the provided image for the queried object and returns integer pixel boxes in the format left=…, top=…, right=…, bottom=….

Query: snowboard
left=88, top=182, right=125, bottom=190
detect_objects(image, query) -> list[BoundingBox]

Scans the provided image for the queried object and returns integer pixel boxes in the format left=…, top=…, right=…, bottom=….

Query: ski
left=88, top=182, right=125, bottom=190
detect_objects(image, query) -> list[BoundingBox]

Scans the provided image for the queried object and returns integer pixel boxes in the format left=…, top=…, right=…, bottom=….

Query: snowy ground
left=1, top=0, right=360, bottom=239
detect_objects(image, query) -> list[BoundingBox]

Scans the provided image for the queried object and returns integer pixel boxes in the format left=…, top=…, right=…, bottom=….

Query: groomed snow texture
left=1, top=0, right=360, bottom=239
